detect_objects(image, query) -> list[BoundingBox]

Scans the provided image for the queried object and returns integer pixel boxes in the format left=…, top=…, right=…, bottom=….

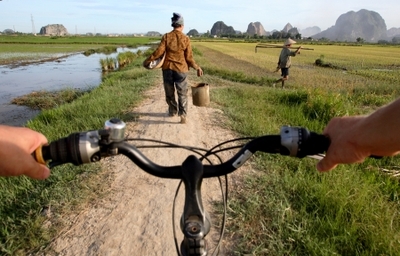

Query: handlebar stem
left=180, top=155, right=210, bottom=256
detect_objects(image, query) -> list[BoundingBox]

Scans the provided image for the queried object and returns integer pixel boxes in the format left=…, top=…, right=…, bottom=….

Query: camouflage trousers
left=162, top=69, right=188, bottom=116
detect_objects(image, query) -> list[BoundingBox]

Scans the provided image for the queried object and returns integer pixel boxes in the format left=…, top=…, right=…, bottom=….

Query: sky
left=1, top=0, right=399, bottom=35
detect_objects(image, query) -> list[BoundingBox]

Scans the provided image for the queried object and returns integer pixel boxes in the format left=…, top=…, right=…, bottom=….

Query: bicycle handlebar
left=32, top=118, right=330, bottom=255
left=33, top=118, right=330, bottom=177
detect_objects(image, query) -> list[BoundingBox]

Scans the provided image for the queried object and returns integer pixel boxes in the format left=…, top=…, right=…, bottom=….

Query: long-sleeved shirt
left=147, top=29, right=199, bottom=72
left=278, top=47, right=298, bottom=69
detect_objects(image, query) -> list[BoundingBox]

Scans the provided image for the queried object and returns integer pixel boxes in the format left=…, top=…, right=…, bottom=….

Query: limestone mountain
left=187, top=29, right=200, bottom=37
left=300, top=26, right=321, bottom=37
left=282, top=23, right=293, bottom=33
left=210, top=21, right=236, bottom=36
left=246, top=22, right=267, bottom=36
left=387, top=27, right=400, bottom=38
left=39, top=24, right=68, bottom=36
left=312, top=9, right=387, bottom=42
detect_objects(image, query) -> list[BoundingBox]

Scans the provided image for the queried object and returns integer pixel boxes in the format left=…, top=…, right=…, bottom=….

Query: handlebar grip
left=34, top=133, right=83, bottom=167
left=298, top=132, right=330, bottom=158
left=280, top=126, right=330, bottom=158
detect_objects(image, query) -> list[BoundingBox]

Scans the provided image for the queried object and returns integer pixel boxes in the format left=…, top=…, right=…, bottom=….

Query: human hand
left=142, top=57, right=151, bottom=69
left=197, top=67, right=203, bottom=77
left=0, top=125, right=50, bottom=179
left=316, top=116, right=370, bottom=172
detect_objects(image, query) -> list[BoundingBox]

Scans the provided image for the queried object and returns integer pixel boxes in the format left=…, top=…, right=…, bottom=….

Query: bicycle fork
left=180, top=155, right=211, bottom=256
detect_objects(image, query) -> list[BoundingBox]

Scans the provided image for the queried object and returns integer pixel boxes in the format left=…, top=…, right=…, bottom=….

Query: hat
left=143, top=53, right=166, bottom=70
left=284, top=38, right=296, bottom=46
left=171, top=12, right=184, bottom=27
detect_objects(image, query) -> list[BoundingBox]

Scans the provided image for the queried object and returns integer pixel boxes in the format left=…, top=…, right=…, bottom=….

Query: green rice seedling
left=106, top=57, right=115, bottom=70
left=117, top=53, right=127, bottom=68
left=100, top=58, right=108, bottom=71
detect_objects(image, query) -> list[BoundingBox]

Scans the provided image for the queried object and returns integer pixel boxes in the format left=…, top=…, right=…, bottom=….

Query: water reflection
left=0, top=46, right=149, bottom=126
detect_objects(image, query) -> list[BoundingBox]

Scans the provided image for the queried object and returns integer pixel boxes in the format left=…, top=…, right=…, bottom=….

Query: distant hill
left=210, top=21, right=235, bottom=36
left=300, top=26, right=321, bottom=37
left=282, top=23, right=293, bottom=33
left=203, top=9, right=397, bottom=42
left=246, top=22, right=268, bottom=36
left=40, top=24, right=68, bottom=36
left=146, top=31, right=162, bottom=37
left=312, top=9, right=387, bottom=42
left=387, top=27, right=400, bottom=38
left=187, top=29, right=199, bottom=37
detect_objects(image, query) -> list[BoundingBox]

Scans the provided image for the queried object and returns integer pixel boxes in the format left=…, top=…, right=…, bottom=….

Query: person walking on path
left=274, top=38, right=302, bottom=88
left=144, top=12, right=203, bottom=124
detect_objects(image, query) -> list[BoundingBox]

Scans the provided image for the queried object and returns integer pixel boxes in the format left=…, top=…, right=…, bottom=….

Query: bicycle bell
left=104, top=118, right=126, bottom=142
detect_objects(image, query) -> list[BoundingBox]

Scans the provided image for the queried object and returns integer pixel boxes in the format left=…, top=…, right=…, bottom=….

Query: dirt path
left=49, top=78, right=244, bottom=256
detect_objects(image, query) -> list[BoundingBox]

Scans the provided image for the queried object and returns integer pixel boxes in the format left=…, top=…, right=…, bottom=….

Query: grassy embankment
left=0, top=37, right=400, bottom=255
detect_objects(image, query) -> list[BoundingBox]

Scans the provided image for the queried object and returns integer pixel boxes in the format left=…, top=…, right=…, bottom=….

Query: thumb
left=24, top=155, right=51, bottom=180
left=316, top=158, right=336, bottom=172
left=27, top=164, right=50, bottom=180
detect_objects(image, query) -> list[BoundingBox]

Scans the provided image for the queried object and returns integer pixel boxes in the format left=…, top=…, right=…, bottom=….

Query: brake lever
left=307, top=154, right=325, bottom=160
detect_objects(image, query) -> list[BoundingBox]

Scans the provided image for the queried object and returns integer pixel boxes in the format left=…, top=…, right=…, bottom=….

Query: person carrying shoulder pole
left=273, top=38, right=301, bottom=88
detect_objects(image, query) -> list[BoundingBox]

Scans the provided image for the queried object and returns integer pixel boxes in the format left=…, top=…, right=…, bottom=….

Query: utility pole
left=31, top=14, right=36, bottom=35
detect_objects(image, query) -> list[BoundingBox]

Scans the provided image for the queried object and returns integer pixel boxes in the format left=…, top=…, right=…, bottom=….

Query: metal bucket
left=191, top=83, right=210, bottom=107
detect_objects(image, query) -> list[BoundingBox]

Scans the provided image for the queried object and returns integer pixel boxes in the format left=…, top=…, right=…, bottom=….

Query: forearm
left=356, top=98, right=400, bottom=156
left=317, top=98, right=400, bottom=171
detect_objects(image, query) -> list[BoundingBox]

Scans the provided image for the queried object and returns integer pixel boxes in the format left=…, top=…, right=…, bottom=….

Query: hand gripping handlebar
left=33, top=118, right=330, bottom=174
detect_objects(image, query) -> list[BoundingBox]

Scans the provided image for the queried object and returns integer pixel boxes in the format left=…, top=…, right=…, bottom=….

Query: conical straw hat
left=284, top=38, right=296, bottom=45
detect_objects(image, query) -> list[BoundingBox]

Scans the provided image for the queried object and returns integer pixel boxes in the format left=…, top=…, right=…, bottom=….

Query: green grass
left=207, top=85, right=400, bottom=255
left=0, top=34, right=156, bottom=45
left=10, top=88, right=91, bottom=110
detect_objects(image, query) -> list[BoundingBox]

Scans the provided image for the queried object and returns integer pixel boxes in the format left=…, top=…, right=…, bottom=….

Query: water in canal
left=0, top=46, right=148, bottom=126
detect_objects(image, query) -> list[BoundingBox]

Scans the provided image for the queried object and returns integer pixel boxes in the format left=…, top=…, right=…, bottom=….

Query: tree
left=272, top=31, right=282, bottom=39
left=356, top=37, right=365, bottom=43
left=392, top=37, right=400, bottom=44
